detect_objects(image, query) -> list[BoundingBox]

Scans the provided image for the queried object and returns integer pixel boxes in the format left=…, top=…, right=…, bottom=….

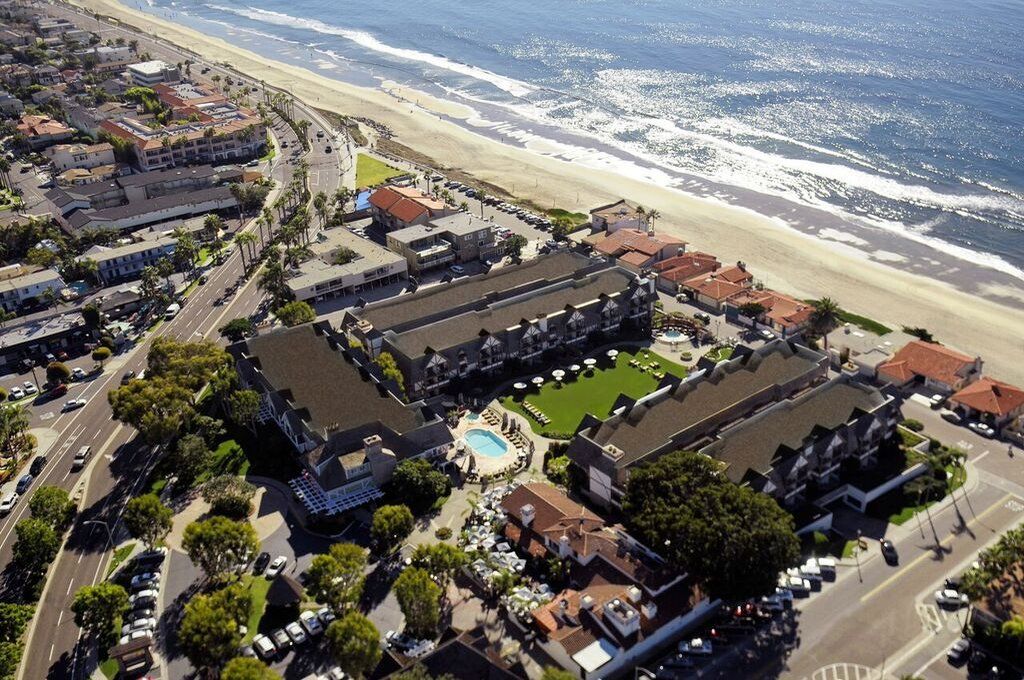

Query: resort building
left=229, top=323, right=453, bottom=514
left=949, top=378, right=1024, bottom=434
left=125, top=59, right=180, bottom=86
left=651, top=251, right=720, bottom=294
left=589, top=200, right=646, bottom=234
left=697, top=375, right=900, bottom=507
left=500, top=483, right=712, bottom=679
left=44, top=142, right=115, bottom=172
left=385, top=213, right=502, bottom=274
left=877, top=339, right=983, bottom=394
left=15, top=114, right=73, bottom=150
left=368, top=186, right=456, bottom=233
left=343, top=252, right=657, bottom=401
left=566, top=340, right=829, bottom=508
left=286, top=227, right=407, bottom=303
left=0, top=267, right=66, bottom=312
left=80, top=236, right=177, bottom=285
left=587, top=229, right=686, bottom=273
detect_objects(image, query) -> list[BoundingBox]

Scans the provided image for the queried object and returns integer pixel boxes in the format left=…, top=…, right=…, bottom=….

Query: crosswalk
left=807, top=662, right=894, bottom=680
left=915, top=602, right=966, bottom=635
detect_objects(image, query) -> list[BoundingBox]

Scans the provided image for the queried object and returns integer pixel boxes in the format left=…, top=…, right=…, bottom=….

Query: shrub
left=901, top=419, right=924, bottom=432
left=680, top=352, right=692, bottom=361
left=434, top=527, right=452, bottom=540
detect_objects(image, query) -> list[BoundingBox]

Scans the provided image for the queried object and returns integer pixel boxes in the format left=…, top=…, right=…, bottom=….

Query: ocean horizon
left=139, top=0, right=1024, bottom=283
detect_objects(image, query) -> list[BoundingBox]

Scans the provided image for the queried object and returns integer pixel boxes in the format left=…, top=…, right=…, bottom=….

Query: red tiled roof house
left=949, top=378, right=1024, bottom=433
left=369, top=186, right=456, bottom=233
left=591, top=229, right=686, bottom=273
left=877, top=340, right=982, bottom=393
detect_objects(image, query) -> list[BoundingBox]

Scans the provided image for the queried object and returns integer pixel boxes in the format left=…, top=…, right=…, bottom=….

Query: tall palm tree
left=313, top=191, right=329, bottom=229
left=236, top=232, right=257, bottom=270
left=0, top=158, right=10, bottom=192
left=333, top=187, right=352, bottom=227
left=476, top=189, right=488, bottom=218
left=636, top=205, right=646, bottom=230
left=645, top=208, right=661, bottom=233
left=809, top=297, right=841, bottom=343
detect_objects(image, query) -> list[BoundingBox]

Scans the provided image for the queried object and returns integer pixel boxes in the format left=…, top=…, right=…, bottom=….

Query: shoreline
left=71, top=0, right=1024, bottom=385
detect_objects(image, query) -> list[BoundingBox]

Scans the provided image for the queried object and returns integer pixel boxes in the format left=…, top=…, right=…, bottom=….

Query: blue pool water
left=663, top=330, right=684, bottom=340
left=465, top=428, right=509, bottom=458
left=465, top=412, right=481, bottom=422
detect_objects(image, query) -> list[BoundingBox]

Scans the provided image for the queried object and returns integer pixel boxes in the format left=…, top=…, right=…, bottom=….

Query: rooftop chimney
left=520, top=503, right=535, bottom=527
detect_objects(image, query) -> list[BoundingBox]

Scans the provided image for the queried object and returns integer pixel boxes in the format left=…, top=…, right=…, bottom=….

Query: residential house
left=724, top=288, right=814, bottom=337
left=368, top=186, right=456, bottom=233
left=32, top=64, right=60, bottom=86
left=125, top=60, right=180, bottom=86
left=651, top=251, right=720, bottom=294
left=385, top=213, right=502, bottom=274
left=33, top=17, right=76, bottom=38
left=57, top=165, right=121, bottom=186
left=344, top=252, right=657, bottom=401
left=286, top=227, right=407, bottom=303
left=0, top=268, right=66, bottom=312
left=588, top=228, right=686, bottom=274
left=65, top=101, right=133, bottom=137
left=877, top=340, right=982, bottom=394
left=80, top=236, right=177, bottom=284
left=679, top=263, right=754, bottom=312
left=823, top=326, right=915, bottom=378
left=77, top=44, right=132, bottom=64
left=229, top=323, right=453, bottom=514
left=949, top=378, right=1024, bottom=433
left=0, top=89, right=24, bottom=116
left=0, top=28, right=34, bottom=47
left=501, top=483, right=712, bottom=679
left=0, top=64, right=33, bottom=89
left=566, top=340, right=829, bottom=508
left=16, top=114, right=73, bottom=150
left=44, top=142, right=115, bottom=172
left=589, top=199, right=645, bottom=234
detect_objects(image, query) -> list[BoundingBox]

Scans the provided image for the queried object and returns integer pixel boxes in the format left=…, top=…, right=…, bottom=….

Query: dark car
left=253, top=552, right=271, bottom=574
left=324, top=146, right=332, bottom=153
left=946, top=575, right=963, bottom=590
left=120, top=370, right=136, bottom=385
left=947, top=638, right=971, bottom=665
left=15, top=474, right=33, bottom=494
left=29, top=456, right=47, bottom=475
left=880, top=539, right=898, bottom=565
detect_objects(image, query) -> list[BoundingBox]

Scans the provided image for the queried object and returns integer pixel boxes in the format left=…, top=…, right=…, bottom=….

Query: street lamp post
left=83, top=519, right=113, bottom=552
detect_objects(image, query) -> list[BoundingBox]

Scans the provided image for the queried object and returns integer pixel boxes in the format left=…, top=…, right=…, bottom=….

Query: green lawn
left=356, top=154, right=404, bottom=187
left=705, top=346, right=734, bottom=363
left=500, top=348, right=686, bottom=437
left=99, top=657, right=119, bottom=679
left=241, top=575, right=273, bottom=644
left=899, top=428, right=926, bottom=449
left=106, top=542, right=137, bottom=577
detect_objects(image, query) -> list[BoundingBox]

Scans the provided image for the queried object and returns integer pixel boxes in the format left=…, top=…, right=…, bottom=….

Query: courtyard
left=499, top=346, right=687, bottom=437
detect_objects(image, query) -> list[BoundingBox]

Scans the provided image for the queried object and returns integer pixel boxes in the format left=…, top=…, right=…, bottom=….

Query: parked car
left=780, top=575, right=811, bottom=595
left=449, top=265, right=466, bottom=276
left=22, top=382, right=37, bottom=395
left=968, top=421, right=996, bottom=438
left=940, top=408, right=961, bottom=424
left=679, top=638, right=713, bottom=656
left=134, top=547, right=167, bottom=567
left=253, top=634, right=276, bottom=660
left=121, top=617, right=156, bottom=635
left=130, top=572, right=161, bottom=589
left=929, top=393, right=946, bottom=408
left=0, top=493, right=19, bottom=515
left=49, top=383, right=67, bottom=398
left=8, top=387, right=24, bottom=401
left=935, top=589, right=969, bottom=607
left=62, top=398, right=87, bottom=412
left=15, top=474, right=32, bottom=494
left=299, top=609, right=324, bottom=636
left=948, top=638, right=971, bottom=665
left=880, top=539, right=898, bottom=565
left=118, top=630, right=152, bottom=645
left=71, top=445, right=91, bottom=470
left=271, top=628, right=292, bottom=650
left=265, top=556, right=287, bottom=578
left=129, top=590, right=158, bottom=607
left=759, top=328, right=776, bottom=340
left=253, top=551, right=271, bottom=574
left=72, top=367, right=87, bottom=380
left=285, top=621, right=308, bottom=645
left=317, top=606, right=336, bottom=627
left=29, top=455, right=47, bottom=475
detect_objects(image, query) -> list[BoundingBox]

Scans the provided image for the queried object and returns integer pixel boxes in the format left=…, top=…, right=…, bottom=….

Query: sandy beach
left=76, top=0, right=1024, bottom=384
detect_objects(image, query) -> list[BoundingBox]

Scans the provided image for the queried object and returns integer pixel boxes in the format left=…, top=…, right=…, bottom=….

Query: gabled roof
left=685, top=277, right=746, bottom=302
left=878, top=340, right=978, bottom=386
left=368, top=186, right=446, bottom=222
left=951, top=377, right=1024, bottom=417
left=593, top=229, right=684, bottom=258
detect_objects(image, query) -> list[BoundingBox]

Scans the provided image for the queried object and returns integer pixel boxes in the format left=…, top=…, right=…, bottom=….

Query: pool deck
left=451, top=412, right=520, bottom=476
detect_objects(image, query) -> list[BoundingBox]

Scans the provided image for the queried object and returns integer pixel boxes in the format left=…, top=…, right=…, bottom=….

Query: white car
left=129, top=589, right=159, bottom=605
left=130, top=572, right=161, bottom=588
left=252, top=633, right=276, bottom=660
left=449, top=265, right=466, bottom=276
left=118, top=629, right=152, bottom=645
left=265, top=556, right=287, bottom=578
left=71, top=367, right=87, bottom=380
left=760, top=594, right=785, bottom=611
left=759, top=329, right=775, bottom=340
left=968, top=422, right=996, bottom=438
left=121, top=617, right=156, bottom=635
left=0, top=493, right=19, bottom=515
left=22, top=382, right=37, bottom=395
left=940, top=408, right=961, bottom=424
left=679, top=637, right=713, bottom=656
left=8, top=387, right=24, bottom=400
left=62, top=398, right=87, bottom=412
left=299, top=609, right=324, bottom=636
left=285, top=620, right=308, bottom=645
left=788, top=566, right=820, bottom=584
left=780, top=575, right=811, bottom=594
left=929, top=393, right=946, bottom=408
left=935, top=589, right=969, bottom=607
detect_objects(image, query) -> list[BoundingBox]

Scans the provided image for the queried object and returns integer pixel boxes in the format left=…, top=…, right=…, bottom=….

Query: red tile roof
left=684, top=276, right=747, bottom=302
left=878, top=340, right=978, bottom=386
left=17, top=114, right=71, bottom=138
left=593, top=229, right=685, bottom=258
left=951, top=378, right=1024, bottom=417
left=654, top=252, right=720, bottom=283
left=369, top=186, right=446, bottom=223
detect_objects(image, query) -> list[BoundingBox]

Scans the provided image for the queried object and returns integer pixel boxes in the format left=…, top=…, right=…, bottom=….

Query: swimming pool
left=663, top=330, right=683, bottom=340
left=465, top=412, right=481, bottom=422
left=464, top=428, right=509, bottom=458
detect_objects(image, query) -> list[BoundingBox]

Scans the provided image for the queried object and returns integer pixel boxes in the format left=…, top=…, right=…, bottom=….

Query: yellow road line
left=860, top=492, right=1011, bottom=603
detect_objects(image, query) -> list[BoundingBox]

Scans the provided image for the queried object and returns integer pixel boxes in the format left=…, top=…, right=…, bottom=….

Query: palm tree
left=476, top=189, right=488, bottom=218
left=636, top=205, right=646, bottom=230
left=313, top=191, right=330, bottom=229
left=258, top=252, right=288, bottom=306
left=41, top=287, right=59, bottom=311
left=645, top=208, right=661, bottom=233
left=0, top=158, right=10, bottom=192
left=202, top=214, right=224, bottom=242
left=333, top=187, right=352, bottom=227
left=236, top=232, right=257, bottom=270
left=809, top=297, right=841, bottom=342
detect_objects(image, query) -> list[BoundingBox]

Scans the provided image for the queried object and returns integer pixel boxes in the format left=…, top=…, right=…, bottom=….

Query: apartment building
left=0, top=268, right=66, bottom=312
left=369, top=186, right=456, bottom=232
left=80, top=236, right=177, bottom=284
left=44, top=142, right=115, bottom=172
left=344, top=252, right=656, bottom=400
left=385, top=213, right=503, bottom=274
left=229, top=323, right=453, bottom=514
left=125, top=60, right=180, bottom=87
left=286, top=227, right=407, bottom=303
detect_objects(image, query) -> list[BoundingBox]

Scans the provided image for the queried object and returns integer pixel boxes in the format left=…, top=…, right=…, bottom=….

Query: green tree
left=108, top=376, right=195, bottom=445
left=550, top=216, right=573, bottom=240
left=390, top=459, right=450, bottom=513
left=623, top=450, right=799, bottom=600
left=219, top=318, right=255, bottom=342
left=392, top=567, right=441, bottom=638
left=371, top=504, right=413, bottom=554
left=147, top=337, right=233, bottom=396
left=902, top=326, right=935, bottom=343
left=274, top=300, right=315, bottom=327
left=45, top=361, right=71, bottom=384
left=375, top=351, right=404, bottom=395
left=0, top=405, right=32, bottom=461
left=71, top=583, right=128, bottom=639
left=738, top=302, right=766, bottom=319
left=222, top=657, right=282, bottom=680
left=306, top=543, right=367, bottom=614
left=182, top=516, right=259, bottom=582
left=325, top=613, right=382, bottom=679
left=123, top=493, right=173, bottom=550
left=410, top=543, right=466, bottom=589
left=28, top=487, right=75, bottom=530
left=179, top=594, right=241, bottom=673
left=12, top=518, right=59, bottom=574
left=332, top=246, right=357, bottom=265
left=540, top=668, right=576, bottom=680
left=504, top=234, right=527, bottom=259
left=25, top=246, right=57, bottom=268
left=171, top=433, right=212, bottom=489
left=809, top=297, right=841, bottom=337
left=228, top=389, right=261, bottom=435
left=208, top=581, right=253, bottom=625
left=91, top=346, right=111, bottom=368
left=202, top=475, right=257, bottom=519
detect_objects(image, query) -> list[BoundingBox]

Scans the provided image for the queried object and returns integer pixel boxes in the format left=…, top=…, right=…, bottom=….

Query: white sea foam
left=206, top=5, right=537, bottom=97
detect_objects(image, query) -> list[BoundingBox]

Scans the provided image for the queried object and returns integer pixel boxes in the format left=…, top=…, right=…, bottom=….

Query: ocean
left=139, top=0, right=1024, bottom=282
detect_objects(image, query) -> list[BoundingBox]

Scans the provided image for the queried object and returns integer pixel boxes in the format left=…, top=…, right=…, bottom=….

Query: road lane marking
left=860, top=493, right=1012, bottom=603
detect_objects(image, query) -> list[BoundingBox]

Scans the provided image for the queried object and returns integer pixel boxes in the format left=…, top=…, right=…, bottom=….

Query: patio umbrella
left=570, top=364, right=582, bottom=373
left=583, top=358, right=597, bottom=368
left=607, top=349, right=619, bottom=360
left=531, top=376, right=544, bottom=386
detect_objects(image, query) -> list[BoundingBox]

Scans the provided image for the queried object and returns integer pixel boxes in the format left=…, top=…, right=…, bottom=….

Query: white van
left=164, top=303, right=181, bottom=320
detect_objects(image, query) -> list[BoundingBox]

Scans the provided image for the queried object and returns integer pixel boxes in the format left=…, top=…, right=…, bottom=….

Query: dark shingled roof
left=242, top=324, right=421, bottom=435
left=357, top=251, right=590, bottom=331
left=703, top=379, right=887, bottom=483
left=589, top=341, right=823, bottom=466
